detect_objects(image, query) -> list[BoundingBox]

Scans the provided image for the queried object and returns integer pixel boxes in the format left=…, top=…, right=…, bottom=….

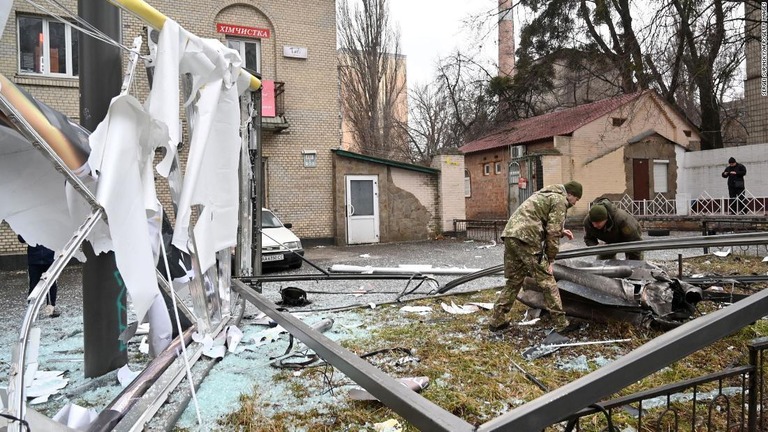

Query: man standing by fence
left=722, top=157, right=747, bottom=214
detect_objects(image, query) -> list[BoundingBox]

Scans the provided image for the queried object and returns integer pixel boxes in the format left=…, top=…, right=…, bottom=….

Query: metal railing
left=453, top=219, right=506, bottom=243
left=613, top=191, right=768, bottom=217
left=560, top=337, right=768, bottom=431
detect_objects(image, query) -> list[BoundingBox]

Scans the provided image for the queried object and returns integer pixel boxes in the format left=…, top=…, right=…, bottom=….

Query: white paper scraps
left=25, top=370, right=68, bottom=398
left=369, top=303, right=377, bottom=309
left=518, top=317, right=541, bottom=326
left=226, top=325, right=243, bottom=353
left=466, top=302, right=494, bottom=310
left=399, top=306, right=432, bottom=314
left=136, top=323, right=150, bottom=335
left=139, top=336, right=150, bottom=355
left=203, top=344, right=227, bottom=359
left=117, top=365, right=140, bottom=388
left=713, top=248, right=731, bottom=257
left=359, top=254, right=371, bottom=258
left=440, top=301, right=481, bottom=315
left=476, top=240, right=496, bottom=249
left=29, top=394, right=49, bottom=405
left=53, top=403, right=99, bottom=429
left=192, top=331, right=227, bottom=359
left=763, top=255, right=768, bottom=263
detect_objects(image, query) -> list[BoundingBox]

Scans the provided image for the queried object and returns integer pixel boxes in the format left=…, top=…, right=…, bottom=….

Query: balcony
left=261, top=81, right=289, bottom=132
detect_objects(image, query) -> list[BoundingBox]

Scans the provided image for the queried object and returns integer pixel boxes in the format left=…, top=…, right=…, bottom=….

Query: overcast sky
left=387, top=0, right=505, bottom=87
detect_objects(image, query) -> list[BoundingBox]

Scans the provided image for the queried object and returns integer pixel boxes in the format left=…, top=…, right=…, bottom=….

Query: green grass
left=219, top=255, right=768, bottom=431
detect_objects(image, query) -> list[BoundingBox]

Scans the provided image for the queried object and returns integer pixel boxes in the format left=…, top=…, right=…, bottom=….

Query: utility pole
left=78, top=0, right=127, bottom=378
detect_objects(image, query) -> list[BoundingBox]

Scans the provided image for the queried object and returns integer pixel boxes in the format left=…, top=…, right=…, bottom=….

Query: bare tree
left=338, top=0, right=407, bottom=160
left=511, top=0, right=749, bottom=150
left=404, top=81, right=459, bottom=165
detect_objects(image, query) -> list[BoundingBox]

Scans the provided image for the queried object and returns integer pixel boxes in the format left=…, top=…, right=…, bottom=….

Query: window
left=495, top=162, right=502, bottom=174
left=18, top=15, right=79, bottom=77
left=612, top=117, right=626, bottom=127
left=226, top=38, right=261, bottom=73
left=653, top=160, right=669, bottom=193
left=483, top=163, right=491, bottom=176
left=683, top=130, right=692, bottom=137
left=464, top=169, right=471, bottom=197
left=302, top=150, right=317, bottom=168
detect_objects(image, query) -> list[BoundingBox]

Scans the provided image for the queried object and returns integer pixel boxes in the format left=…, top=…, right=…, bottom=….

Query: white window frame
left=226, top=38, right=262, bottom=73
left=495, top=161, right=502, bottom=174
left=653, top=160, right=669, bottom=194
left=17, top=15, right=77, bottom=77
left=483, top=163, right=491, bottom=176
left=464, top=169, right=471, bottom=197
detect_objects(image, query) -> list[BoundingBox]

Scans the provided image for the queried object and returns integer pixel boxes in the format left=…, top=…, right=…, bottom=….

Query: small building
left=459, top=90, right=701, bottom=220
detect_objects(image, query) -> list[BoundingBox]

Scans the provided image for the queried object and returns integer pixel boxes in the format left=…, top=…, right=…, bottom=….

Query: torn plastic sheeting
left=117, top=365, right=140, bottom=388
left=440, top=301, right=481, bottom=314
left=53, top=402, right=99, bottom=430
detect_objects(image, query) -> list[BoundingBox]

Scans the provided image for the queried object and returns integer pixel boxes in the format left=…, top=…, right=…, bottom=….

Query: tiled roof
left=459, top=91, right=647, bottom=154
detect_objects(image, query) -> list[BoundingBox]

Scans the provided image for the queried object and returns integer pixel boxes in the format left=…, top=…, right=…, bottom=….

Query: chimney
left=498, top=0, right=515, bottom=77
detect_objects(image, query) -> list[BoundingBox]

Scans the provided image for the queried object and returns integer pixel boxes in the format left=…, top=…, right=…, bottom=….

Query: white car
left=260, top=208, right=304, bottom=269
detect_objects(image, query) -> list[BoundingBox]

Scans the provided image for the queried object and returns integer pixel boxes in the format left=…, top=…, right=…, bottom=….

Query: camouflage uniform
left=583, top=198, right=643, bottom=260
left=490, top=184, right=570, bottom=330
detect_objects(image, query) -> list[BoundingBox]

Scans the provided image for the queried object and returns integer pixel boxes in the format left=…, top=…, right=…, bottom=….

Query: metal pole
left=251, top=82, right=263, bottom=276
left=79, top=0, right=127, bottom=379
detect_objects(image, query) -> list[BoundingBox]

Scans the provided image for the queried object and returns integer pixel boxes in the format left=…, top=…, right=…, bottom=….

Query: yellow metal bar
left=107, top=0, right=261, bottom=91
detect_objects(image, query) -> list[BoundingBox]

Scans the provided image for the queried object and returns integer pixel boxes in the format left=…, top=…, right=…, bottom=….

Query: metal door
left=345, top=175, right=380, bottom=244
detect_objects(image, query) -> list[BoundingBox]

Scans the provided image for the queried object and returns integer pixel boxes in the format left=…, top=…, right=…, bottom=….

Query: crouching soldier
left=583, top=198, right=643, bottom=260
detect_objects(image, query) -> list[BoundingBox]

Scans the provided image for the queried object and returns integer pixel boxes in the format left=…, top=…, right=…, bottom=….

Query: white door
left=346, top=175, right=379, bottom=244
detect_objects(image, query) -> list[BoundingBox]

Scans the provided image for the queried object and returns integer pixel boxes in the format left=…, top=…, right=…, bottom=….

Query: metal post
left=748, top=345, right=758, bottom=431
left=251, top=82, right=263, bottom=276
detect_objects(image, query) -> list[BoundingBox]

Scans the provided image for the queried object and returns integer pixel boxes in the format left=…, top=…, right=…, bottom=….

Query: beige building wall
left=339, top=52, right=408, bottom=156
left=552, top=92, right=700, bottom=218
left=1, top=0, right=340, bottom=256
left=432, top=154, right=466, bottom=233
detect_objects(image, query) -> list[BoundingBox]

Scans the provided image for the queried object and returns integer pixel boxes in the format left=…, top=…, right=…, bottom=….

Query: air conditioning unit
left=511, top=145, right=525, bottom=158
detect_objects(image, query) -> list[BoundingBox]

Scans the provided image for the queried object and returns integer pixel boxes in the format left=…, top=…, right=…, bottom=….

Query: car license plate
left=262, top=254, right=284, bottom=262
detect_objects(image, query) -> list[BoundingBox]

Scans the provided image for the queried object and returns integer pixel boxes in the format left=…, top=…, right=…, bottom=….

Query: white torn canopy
left=147, top=19, right=250, bottom=273
left=88, top=94, right=168, bottom=323
left=0, top=126, right=83, bottom=257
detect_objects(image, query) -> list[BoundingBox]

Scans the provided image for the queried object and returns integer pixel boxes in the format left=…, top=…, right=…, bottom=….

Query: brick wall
left=1, top=0, right=340, bottom=256
left=464, top=150, right=509, bottom=219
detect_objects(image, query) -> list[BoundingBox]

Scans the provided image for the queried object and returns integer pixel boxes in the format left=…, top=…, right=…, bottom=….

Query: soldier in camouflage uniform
left=583, top=198, right=643, bottom=260
left=489, top=181, right=583, bottom=333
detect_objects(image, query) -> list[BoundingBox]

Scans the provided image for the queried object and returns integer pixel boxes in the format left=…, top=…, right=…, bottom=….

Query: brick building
left=0, top=0, right=340, bottom=258
left=459, top=91, right=701, bottom=221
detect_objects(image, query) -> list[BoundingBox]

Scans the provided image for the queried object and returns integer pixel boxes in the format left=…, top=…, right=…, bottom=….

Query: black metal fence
left=453, top=219, right=507, bottom=243
left=557, top=337, right=768, bottom=431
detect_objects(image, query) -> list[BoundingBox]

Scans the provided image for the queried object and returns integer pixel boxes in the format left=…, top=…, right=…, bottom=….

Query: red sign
left=518, top=177, right=528, bottom=189
left=261, top=80, right=275, bottom=117
left=216, top=23, right=270, bottom=39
